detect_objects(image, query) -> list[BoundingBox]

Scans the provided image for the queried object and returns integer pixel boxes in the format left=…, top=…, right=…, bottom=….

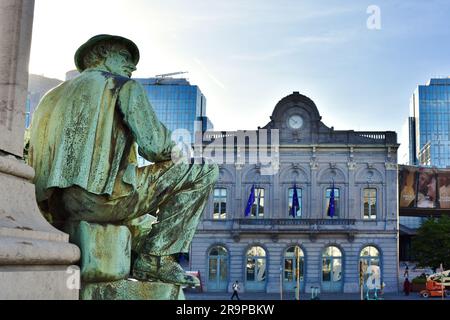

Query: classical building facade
left=190, top=92, right=400, bottom=294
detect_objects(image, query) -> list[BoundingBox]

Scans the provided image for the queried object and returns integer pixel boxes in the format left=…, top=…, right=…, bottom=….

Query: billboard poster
left=438, top=171, right=450, bottom=209
left=398, top=166, right=450, bottom=210
left=399, top=166, right=418, bottom=208
left=416, top=168, right=437, bottom=208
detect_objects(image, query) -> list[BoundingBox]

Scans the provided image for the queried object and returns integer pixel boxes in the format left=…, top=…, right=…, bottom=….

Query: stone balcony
left=197, top=218, right=397, bottom=242
left=235, top=218, right=356, bottom=226
left=231, top=218, right=357, bottom=238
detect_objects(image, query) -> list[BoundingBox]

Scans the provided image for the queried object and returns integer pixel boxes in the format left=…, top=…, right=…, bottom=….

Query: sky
left=29, top=0, right=450, bottom=163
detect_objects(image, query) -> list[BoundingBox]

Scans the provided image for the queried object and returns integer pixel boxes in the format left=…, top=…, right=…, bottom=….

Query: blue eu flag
left=245, top=185, right=255, bottom=217
left=328, top=181, right=335, bottom=218
left=290, top=184, right=300, bottom=217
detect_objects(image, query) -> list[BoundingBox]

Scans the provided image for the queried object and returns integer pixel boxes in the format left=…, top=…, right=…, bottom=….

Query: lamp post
left=360, top=261, right=363, bottom=300
left=280, top=265, right=283, bottom=300
left=440, top=263, right=444, bottom=301
left=296, top=246, right=300, bottom=300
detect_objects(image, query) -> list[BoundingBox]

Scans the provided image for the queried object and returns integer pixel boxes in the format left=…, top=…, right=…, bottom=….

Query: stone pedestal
left=0, top=265, right=79, bottom=300
left=69, top=220, right=185, bottom=300
left=66, top=221, right=132, bottom=282
left=0, top=0, right=81, bottom=299
left=81, top=279, right=185, bottom=300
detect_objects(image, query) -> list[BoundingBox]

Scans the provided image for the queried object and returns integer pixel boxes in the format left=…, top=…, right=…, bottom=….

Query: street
left=185, top=291, right=449, bottom=301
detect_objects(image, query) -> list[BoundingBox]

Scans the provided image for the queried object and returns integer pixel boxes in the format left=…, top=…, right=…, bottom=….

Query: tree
left=411, top=216, right=450, bottom=270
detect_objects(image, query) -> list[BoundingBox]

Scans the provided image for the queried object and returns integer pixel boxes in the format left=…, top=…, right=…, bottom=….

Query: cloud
left=147, top=1, right=361, bottom=30
left=230, top=30, right=356, bottom=62
left=286, top=33, right=352, bottom=45
left=230, top=49, right=298, bottom=62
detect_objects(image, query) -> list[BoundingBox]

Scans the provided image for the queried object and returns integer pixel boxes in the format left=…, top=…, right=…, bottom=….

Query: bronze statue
left=28, top=34, right=218, bottom=287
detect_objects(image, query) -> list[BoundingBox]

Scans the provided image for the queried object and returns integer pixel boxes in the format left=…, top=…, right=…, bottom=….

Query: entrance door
left=207, top=246, right=228, bottom=292
left=321, top=246, right=343, bottom=293
left=245, top=246, right=267, bottom=292
left=283, top=246, right=305, bottom=292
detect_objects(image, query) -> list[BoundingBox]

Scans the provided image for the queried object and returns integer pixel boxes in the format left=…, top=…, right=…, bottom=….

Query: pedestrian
left=403, top=277, right=411, bottom=296
left=231, top=280, right=240, bottom=300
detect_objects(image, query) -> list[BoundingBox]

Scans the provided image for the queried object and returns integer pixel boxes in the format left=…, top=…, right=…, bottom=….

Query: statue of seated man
left=27, top=34, right=218, bottom=287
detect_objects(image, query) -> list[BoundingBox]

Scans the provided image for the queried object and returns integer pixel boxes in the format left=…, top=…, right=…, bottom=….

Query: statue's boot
left=132, top=254, right=200, bottom=287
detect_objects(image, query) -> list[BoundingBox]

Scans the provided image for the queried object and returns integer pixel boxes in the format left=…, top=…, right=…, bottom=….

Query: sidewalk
left=185, top=291, right=449, bottom=301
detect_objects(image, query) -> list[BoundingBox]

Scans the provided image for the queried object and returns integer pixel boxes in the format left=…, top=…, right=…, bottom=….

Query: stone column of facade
left=273, top=168, right=280, bottom=218
left=304, top=161, right=320, bottom=292
left=384, top=164, right=400, bottom=292
left=0, top=0, right=80, bottom=299
left=235, top=162, right=242, bottom=217
left=342, top=159, right=356, bottom=293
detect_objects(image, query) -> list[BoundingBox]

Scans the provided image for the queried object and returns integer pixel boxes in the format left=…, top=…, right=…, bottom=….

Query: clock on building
left=288, top=114, right=303, bottom=129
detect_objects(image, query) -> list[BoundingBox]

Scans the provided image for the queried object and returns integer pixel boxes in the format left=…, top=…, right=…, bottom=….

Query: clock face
left=288, top=115, right=303, bottom=129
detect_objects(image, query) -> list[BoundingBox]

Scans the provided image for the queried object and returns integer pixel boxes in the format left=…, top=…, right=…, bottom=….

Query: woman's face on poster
left=427, top=177, right=437, bottom=201
left=419, top=173, right=432, bottom=192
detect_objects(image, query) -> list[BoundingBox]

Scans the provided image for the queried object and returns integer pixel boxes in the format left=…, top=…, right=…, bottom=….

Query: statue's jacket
left=28, top=69, right=174, bottom=204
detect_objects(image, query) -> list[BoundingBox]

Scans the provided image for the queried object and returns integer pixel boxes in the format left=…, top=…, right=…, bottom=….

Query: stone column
left=0, top=0, right=80, bottom=299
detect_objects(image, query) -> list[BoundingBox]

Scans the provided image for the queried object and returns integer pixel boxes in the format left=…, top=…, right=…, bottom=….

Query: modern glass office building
left=134, top=77, right=212, bottom=145
left=409, top=78, right=450, bottom=167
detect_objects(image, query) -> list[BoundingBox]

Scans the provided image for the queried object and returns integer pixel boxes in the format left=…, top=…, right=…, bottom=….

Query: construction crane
left=155, top=71, right=188, bottom=78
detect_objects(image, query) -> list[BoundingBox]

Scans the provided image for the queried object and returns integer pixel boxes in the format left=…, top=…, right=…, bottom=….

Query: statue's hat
left=74, top=34, right=140, bottom=72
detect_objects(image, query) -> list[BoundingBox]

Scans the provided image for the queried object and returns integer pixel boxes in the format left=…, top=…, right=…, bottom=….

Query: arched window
left=359, top=246, right=381, bottom=292
left=322, top=246, right=343, bottom=292
left=208, top=246, right=228, bottom=292
left=246, top=246, right=267, bottom=291
left=210, top=246, right=227, bottom=256
left=283, top=246, right=305, bottom=292
left=360, top=246, right=380, bottom=273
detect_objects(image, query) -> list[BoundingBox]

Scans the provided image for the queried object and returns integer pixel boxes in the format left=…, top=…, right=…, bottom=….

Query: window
left=213, top=188, right=227, bottom=219
left=251, top=188, right=265, bottom=218
left=363, top=188, right=377, bottom=219
left=360, top=246, right=380, bottom=267
left=326, top=188, right=340, bottom=217
left=288, top=187, right=302, bottom=217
